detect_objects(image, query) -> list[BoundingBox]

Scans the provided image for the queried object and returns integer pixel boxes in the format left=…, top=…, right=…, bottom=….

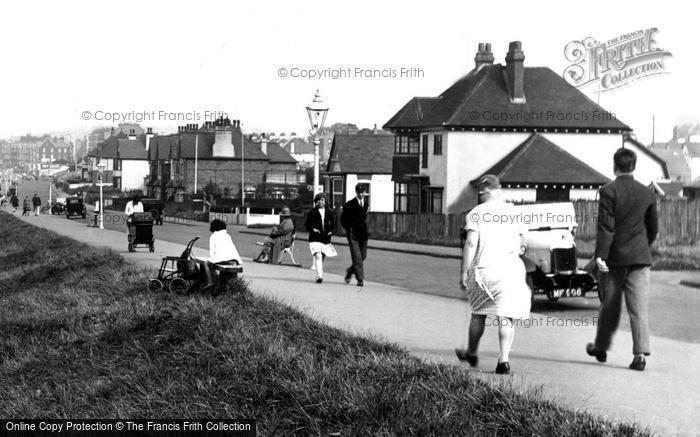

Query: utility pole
left=241, top=121, right=245, bottom=210
left=194, top=132, right=198, bottom=195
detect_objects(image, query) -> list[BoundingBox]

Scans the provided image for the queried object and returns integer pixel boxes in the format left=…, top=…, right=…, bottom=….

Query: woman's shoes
left=495, top=361, right=511, bottom=375
left=629, top=355, right=646, bottom=371
left=316, top=278, right=323, bottom=283
left=454, top=349, right=478, bottom=367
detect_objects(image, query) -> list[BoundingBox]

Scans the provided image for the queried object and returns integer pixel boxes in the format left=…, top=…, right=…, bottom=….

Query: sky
left=0, top=0, right=695, bottom=144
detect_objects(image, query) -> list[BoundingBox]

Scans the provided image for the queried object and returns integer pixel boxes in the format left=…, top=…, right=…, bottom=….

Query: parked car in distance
left=50, top=199, right=66, bottom=215
left=65, top=196, right=86, bottom=219
left=141, top=198, right=165, bottom=225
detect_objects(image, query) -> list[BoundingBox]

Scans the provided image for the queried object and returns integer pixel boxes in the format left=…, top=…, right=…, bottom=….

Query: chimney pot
left=474, top=41, right=494, bottom=71
left=505, top=41, right=526, bottom=103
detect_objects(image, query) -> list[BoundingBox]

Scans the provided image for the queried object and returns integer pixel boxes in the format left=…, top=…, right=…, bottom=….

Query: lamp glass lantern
left=306, top=90, right=329, bottom=132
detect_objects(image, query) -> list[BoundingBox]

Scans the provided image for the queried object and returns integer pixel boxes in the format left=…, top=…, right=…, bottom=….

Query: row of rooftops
left=88, top=118, right=297, bottom=164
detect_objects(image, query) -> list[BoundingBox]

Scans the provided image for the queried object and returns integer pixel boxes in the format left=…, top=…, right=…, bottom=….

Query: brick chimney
left=505, top=41, right=526, bottom=103
left=145, top=127, right=154, bottom=153
left=474, top=42, right=494, bottom=71
left=260, top=132, right=268, bottom=155
left=212, top=119, right=234, bottom=158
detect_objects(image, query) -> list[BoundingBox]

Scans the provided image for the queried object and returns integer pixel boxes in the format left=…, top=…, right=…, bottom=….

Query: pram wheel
left=169, top=277, right=189, bottom=295
left=148, top=279, right=163, bottom=293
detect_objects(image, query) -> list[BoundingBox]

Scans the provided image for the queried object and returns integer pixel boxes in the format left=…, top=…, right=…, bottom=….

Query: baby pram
left=128, top=212, right=155, bottom=253
left=148, top=237, right=200, bottom=294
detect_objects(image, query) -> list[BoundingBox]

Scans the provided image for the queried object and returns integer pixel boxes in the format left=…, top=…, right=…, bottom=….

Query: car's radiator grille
left=551, top=247, right=577, bottom=271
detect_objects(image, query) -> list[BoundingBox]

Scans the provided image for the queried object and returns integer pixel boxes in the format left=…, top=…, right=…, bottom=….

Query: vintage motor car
left=517, top=202, right=597, bottom=301
left=65, top=196, right=86, bottom=219
left=50, top=197, right=66, bottom=215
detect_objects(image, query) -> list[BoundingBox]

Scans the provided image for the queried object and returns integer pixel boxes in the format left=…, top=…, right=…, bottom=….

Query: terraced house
left=384, top=41, right=668, bottom=213
left=146, top=118, right=300, bottom=201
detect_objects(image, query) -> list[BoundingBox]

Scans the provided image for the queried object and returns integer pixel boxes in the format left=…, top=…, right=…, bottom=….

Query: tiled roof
left=384, top=64, right=630, bottom=131
left=117, top=139, right=148, bottom=160
left=472, top=133, right=611, bottom=185
left=325, top=133, right=394, bottom=174
left=265, top=142, right=297, bottom=164
left=281, top=137, right=314, bottom=154
left=147, top=130, right=269, bottom=161
left=648, top=145, right=690, bottom=182
left=655, top=181, right=684, bottom=197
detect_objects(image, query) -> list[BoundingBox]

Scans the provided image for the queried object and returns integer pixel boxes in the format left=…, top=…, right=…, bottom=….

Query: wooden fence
left=356, top=199, right=700, bottom=246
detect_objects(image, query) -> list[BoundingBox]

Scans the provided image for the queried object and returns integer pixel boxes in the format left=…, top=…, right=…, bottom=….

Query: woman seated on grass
left=197, top=219, right=242, bottom=291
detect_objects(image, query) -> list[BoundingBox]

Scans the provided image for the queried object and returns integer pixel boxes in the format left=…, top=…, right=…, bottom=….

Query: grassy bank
left=0, top=214, right=649, bottom=436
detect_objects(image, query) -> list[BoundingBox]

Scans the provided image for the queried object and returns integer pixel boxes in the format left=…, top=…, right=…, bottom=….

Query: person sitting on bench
left=197, top=219, right=242, bottom=291
left=254, top=207, right=295, bottom=263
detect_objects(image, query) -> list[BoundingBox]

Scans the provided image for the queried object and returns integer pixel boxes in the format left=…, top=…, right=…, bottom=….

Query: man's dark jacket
left=340, top=198, right=369, bottom=242
left=305, top=207, right=335, bottom=244
left=595, top=174, right=658, bottom=267
left=32, top=195, right=41, bottom=207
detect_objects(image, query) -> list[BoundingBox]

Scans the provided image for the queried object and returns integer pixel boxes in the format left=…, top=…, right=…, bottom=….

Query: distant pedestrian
left=305, top=193, right=336, bottom=283
left=10, top=194, right=19, bottom=213
left=455, top=174, right=530, bottom=375
left=32, top=192, right=41, bottom=216
left=22, top=196, right=31, bottom=216
left=93, top=199, right=101, bottom=227
left=124, top=194, right=144, bottom=235
left=340, top=184, right=369, bottom=287
left=586, top=148, right=658, bottom=371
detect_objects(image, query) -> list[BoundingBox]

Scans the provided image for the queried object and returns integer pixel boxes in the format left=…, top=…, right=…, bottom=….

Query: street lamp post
left=97, top=161, right=105, bottom=229
left=306, top=90, right=329, bottom=195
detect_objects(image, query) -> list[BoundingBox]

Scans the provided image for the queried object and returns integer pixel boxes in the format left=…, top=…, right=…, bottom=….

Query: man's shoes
left=629, top=355, right=646, bottom=371
left=316, top=278, right=323, bottom=284
left=455, top=348, right=478, bottom=367
left=357, top=281, right=364, bottom=287
left=586, top=343, right=607, bottom=363
left=495, top=361, right=511, bottom=375
left=344, top=271, right=352, bottom=284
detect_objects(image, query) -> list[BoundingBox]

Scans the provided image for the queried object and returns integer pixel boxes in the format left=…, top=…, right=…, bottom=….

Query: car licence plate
left=552, top=288, right=583, bottom=298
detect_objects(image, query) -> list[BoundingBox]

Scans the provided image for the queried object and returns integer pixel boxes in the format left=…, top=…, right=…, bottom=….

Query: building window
left=394, top=134, right=420, bottom=154
left=421, top=135, right=428, bottom=169
left=394, top=182, right=419, bottom=213
left=424, top=188, right=443, bottom=213
left=332, top=178, right=344, bottom=209
left=433, top=134, right=443, bottom=155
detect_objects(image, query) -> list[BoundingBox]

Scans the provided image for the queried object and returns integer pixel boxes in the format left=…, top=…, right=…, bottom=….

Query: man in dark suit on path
left=586, top=148, right=658, bottom=371
left=341, top=184, right=369, bottom=287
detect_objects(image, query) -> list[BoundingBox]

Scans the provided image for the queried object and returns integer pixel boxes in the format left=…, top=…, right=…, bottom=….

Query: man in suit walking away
left=586, top=148, right=658, bottom=371
left=341, top=184, right=369, bottom=287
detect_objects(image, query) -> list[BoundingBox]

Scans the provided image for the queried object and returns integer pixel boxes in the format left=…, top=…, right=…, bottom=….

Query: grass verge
left=0, top=213, right=650, bottom=435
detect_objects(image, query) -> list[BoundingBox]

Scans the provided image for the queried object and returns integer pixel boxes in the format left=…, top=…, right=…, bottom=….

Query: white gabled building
left=384, top=41, right=668, bottom=213
left=323, top=132, right=395, bottom=212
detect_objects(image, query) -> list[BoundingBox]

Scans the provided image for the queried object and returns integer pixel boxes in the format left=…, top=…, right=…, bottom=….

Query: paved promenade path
left=10, top=212, right=700, bottom=436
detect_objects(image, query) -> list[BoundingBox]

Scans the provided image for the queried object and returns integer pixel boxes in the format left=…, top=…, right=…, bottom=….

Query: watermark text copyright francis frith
left=276, top=65, right=425, bottom=80
left=81, top=110, right=230, bottom=123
